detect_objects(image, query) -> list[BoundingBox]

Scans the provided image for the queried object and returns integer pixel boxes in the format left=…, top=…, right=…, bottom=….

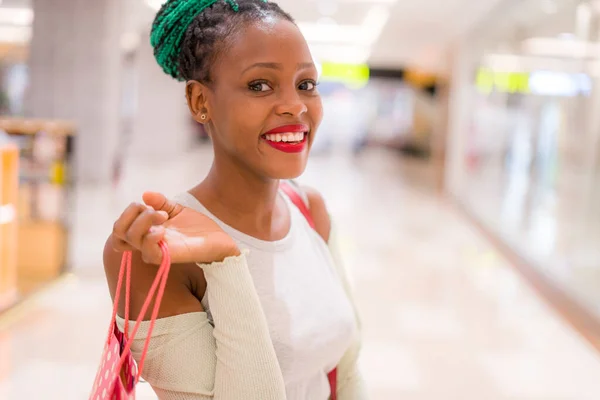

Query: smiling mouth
left=261, top=132, right=308, bottom=153
left=261, top=132, right=307, bottom=144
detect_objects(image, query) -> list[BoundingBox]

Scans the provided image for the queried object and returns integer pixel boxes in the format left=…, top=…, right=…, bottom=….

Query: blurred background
left=1, top=0, right=600, bottom=398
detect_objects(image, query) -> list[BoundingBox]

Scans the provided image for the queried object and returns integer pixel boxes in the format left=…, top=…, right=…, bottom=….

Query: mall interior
left=1, top=0, right=600, bottom=398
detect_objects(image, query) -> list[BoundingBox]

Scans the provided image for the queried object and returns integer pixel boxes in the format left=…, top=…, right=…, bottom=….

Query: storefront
left=0, top=119, right=74, bottom=313
left=447, top=0, right=600, bottom=326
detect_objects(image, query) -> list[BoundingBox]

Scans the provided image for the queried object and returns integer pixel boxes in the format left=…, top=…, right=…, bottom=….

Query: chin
left=265, top=158, right=308, bottom=181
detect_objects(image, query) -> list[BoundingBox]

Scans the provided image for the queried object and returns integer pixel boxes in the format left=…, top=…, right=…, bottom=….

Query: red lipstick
left=264, top=124, right=308, bottom=135
left=262, top=124, right=309, bottom=154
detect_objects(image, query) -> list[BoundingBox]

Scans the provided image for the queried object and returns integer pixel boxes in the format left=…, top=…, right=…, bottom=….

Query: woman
left=103, top=0, right=366, bottom=399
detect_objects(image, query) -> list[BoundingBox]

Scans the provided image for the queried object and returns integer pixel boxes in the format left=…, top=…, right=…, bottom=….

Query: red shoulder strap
left=328, top=368, right=338, bottom=400
left=278, top=180, right=337, bottom=400
left=279, top=181, right=315, bottom=229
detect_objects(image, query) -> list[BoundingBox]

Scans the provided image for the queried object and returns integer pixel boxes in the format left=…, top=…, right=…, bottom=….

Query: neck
left=191, top=152, right=284, bottom=235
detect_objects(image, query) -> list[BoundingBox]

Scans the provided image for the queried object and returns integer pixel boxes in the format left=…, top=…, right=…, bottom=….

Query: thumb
left=142, top=192, right=184, bottom=218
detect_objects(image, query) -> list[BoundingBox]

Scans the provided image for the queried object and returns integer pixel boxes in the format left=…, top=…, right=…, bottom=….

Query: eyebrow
left=242, top=62, right=315, bottom=74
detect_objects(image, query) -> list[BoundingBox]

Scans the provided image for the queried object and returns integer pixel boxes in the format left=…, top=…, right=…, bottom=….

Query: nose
left=275, top=89, right=307, bottom=117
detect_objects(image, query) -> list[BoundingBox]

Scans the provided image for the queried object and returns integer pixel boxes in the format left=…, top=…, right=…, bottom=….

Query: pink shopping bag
left=89, top=242, right=171, bottom=399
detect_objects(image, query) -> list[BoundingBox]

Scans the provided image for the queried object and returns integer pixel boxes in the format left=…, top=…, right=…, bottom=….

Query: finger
left=112, top=237, right=135, bottom=253
left=113, top=203, right=147, bottom=240
left=148, top=206, right=169, bottom=224
left=142, top=192, right=184, bottom=218
left=125, top=209, right=169, bottom=249
left=140, top=227, right=166, bottom=265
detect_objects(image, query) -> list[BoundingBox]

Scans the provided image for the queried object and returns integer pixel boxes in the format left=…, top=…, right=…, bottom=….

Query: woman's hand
left=111, top=192, right=240, bottom=265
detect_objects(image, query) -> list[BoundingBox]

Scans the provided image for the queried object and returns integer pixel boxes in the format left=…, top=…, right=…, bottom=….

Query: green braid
left=150, top=0, right=268, bottom=81
left=151, top=0, right=222, bottom=80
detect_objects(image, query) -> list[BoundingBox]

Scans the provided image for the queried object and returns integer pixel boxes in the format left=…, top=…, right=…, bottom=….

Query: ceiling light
left=483, top=53, right=595, bottom=74
left=298, top=22, right=366, bottom=44
left=0, top=26, right=31, bottom=43
left=309, top=44, right=371, bottom=64
left=523, top=37, right=600, bottom=59
left=0, top=8, right=33, bottom=26
left=299, top=5, right=390, bottom=46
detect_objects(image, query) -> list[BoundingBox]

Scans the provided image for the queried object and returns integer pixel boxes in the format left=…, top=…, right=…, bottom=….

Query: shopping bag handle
left=106, top=241, right=172, bottom=383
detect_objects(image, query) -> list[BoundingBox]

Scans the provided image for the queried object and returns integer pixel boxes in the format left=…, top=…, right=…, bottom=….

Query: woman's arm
left=197, top=253, right=286, bottom=399
left=104, top=236, right=286, bottom=400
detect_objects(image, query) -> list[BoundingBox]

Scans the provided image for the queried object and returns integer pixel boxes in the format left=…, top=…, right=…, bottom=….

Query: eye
left=298, top=80, right=318, bottom=91
left=248, top=81, right=272, bottom=92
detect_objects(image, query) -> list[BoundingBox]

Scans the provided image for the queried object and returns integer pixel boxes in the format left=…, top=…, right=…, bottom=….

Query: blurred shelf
left=0, top=142, right=19, bottom=313
left=0, top=118, right=76, bottom=137
left=0, top=118, right=75, bottom=311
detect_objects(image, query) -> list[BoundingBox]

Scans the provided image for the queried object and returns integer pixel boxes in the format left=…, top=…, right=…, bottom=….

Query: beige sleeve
left=328, top=225, right=369, bottom=400
left=198, top=253, right=286, bottom=400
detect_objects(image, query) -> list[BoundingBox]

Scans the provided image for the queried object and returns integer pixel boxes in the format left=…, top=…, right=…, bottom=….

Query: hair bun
left=151, top=0, right=229, bottom=81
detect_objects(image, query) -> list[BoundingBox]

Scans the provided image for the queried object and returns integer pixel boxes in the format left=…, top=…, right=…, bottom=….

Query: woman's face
left=195, top=18, right=323, bottom=180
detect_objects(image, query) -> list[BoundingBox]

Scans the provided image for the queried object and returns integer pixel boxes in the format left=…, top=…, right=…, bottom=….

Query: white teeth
left=264, top=132, right=305, bottom=142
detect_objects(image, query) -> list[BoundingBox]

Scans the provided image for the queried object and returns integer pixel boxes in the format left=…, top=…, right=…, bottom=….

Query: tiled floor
left=1, top=146, right=600, bottom=399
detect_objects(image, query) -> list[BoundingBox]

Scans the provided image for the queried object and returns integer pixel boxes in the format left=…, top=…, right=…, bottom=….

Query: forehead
left=219, top=19, right=313, bottom=72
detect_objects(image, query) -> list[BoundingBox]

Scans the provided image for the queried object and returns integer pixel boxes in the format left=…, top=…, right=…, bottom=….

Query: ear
left=186, top=80, right=211, bottom=124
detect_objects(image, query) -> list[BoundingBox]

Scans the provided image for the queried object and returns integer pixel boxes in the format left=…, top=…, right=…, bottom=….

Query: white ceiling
left=471, top=0, right=582, bottom=48
left=276, top=0, right=508, bottom=73
left=476, top=0, right=600, bottom=76
left=7, top=0, right=568, bottom=74
left=137, top=0, right=510, bottom=74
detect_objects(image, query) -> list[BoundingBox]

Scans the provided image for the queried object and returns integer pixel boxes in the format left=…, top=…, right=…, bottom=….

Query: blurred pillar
left=27, top=0, right=123, bottom=184
left=444, top=40, right=477, bottom=198
left=431, top=52, right=452, bottom=195
left=126, top=30, right=192, bottom=162
left=580, top=11, right=600, bottom=236
left=432, top=81, right=450, bottom=195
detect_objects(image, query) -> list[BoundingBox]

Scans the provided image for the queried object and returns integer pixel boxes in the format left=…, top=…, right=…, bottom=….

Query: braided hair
left=150, top=0, right=295, bottom=83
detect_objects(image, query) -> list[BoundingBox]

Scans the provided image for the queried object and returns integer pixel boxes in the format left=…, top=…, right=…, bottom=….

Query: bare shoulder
left=300, top=185, right=331, bottom=243
left=103, top=235, right=206, bottom=321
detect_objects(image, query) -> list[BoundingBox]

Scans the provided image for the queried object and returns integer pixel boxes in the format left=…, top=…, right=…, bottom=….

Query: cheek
left=309, top=97, right=324, bottom=129
left=212, top=96, right=266, bottom=142
left=231, top=100, right=271, bottom=143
